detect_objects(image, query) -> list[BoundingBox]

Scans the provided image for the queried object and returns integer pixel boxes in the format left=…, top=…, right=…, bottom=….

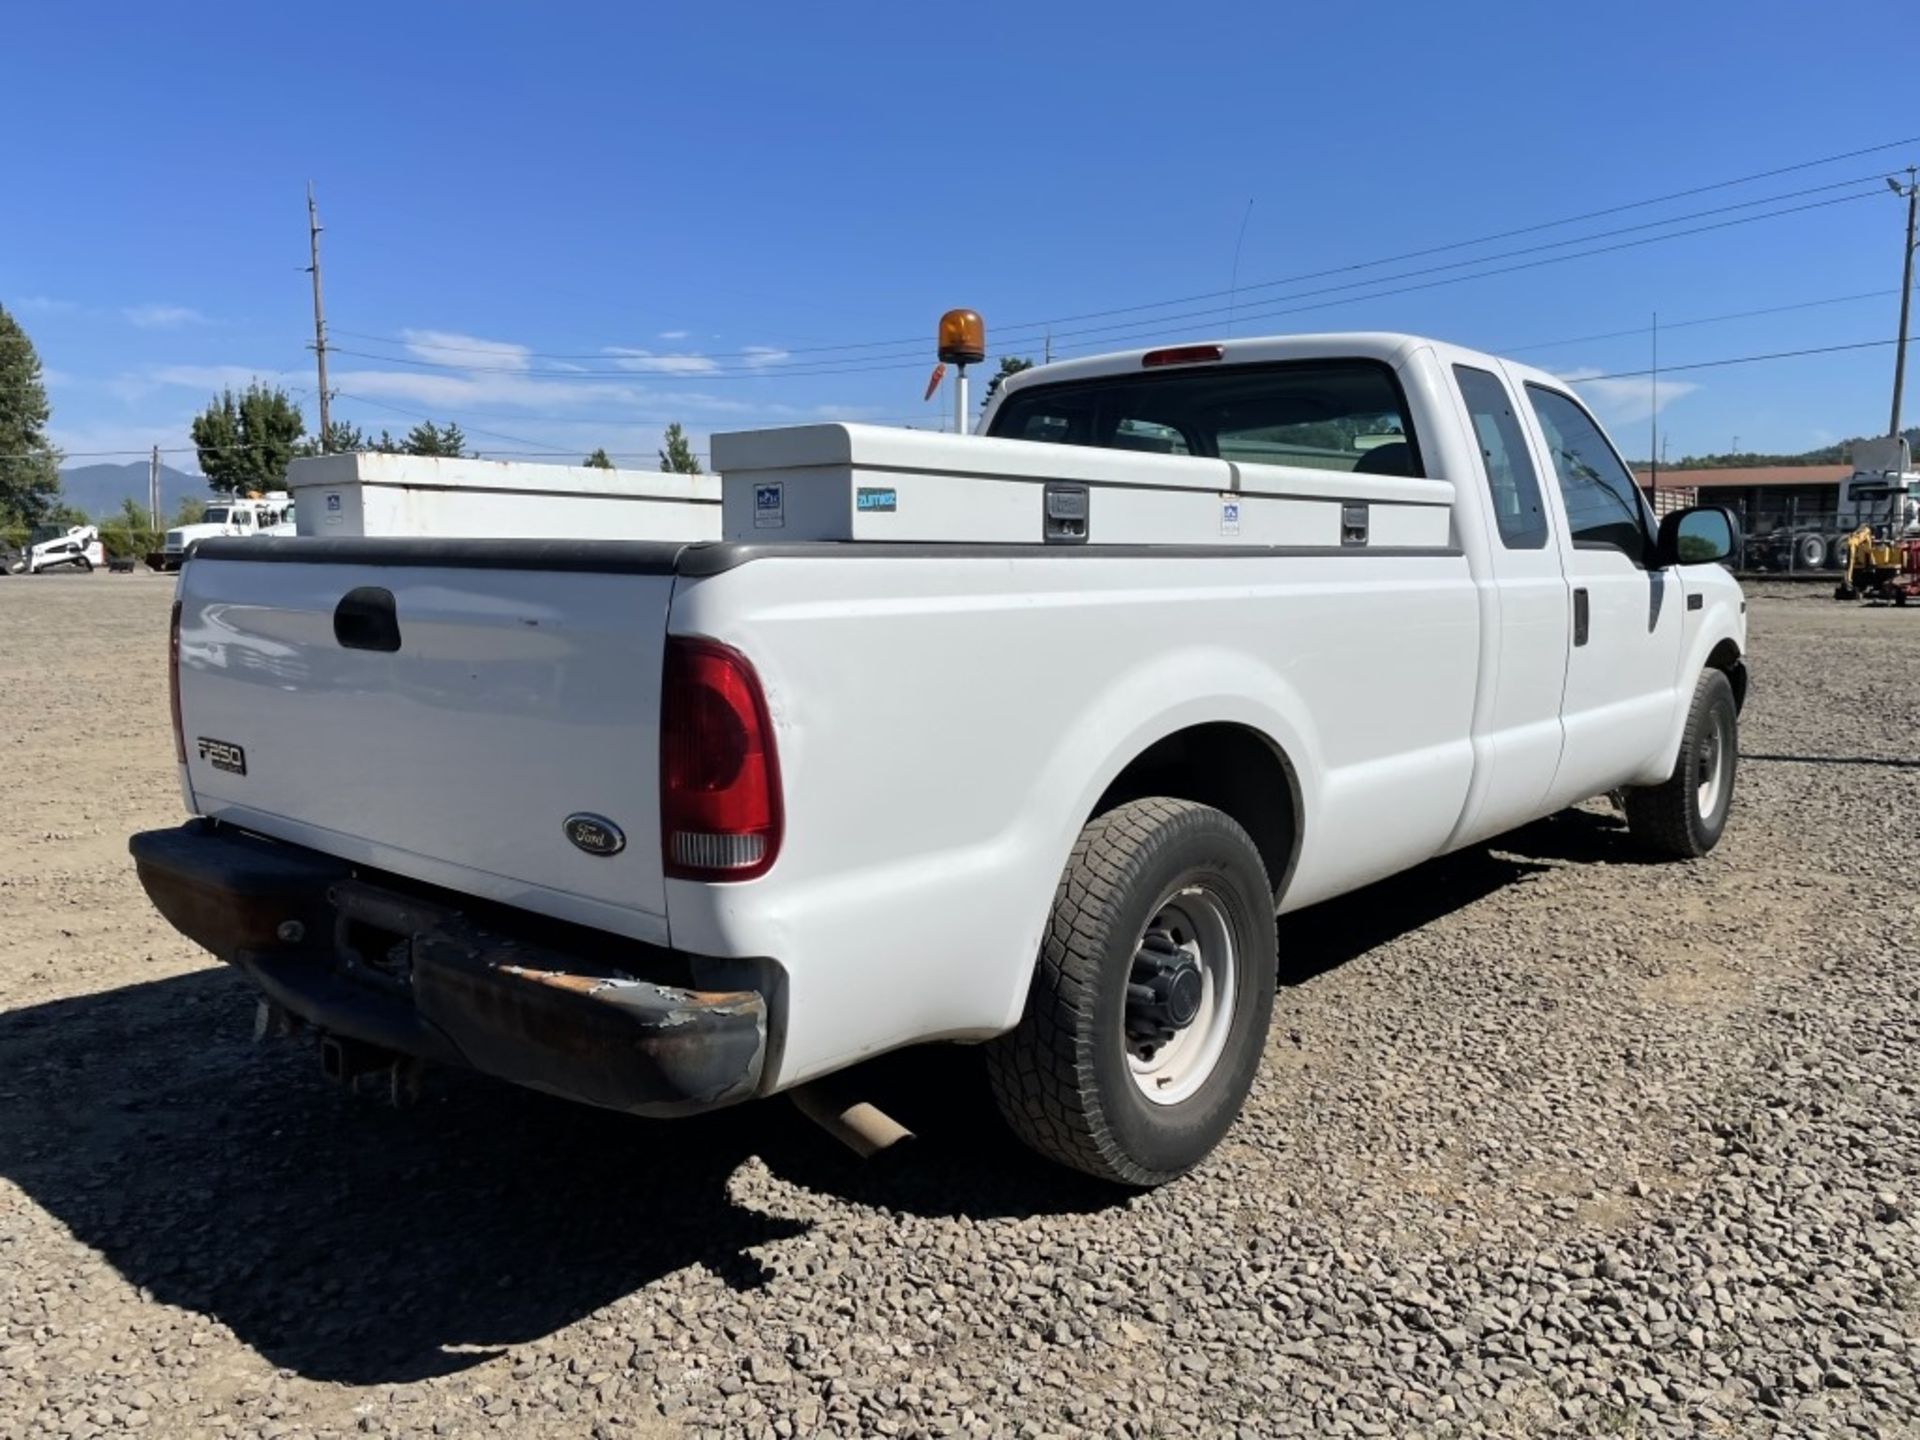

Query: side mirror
left=1656, top=505, right=1736, bottom=567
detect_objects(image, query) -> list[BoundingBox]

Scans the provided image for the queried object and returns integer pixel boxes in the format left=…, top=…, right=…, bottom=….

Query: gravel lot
left=2, top=573, right=1917, bottom=1440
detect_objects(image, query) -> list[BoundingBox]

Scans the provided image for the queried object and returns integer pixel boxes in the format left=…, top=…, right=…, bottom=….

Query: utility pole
left=1889, top=168, right=1918, bottom=441
left=148, top=444, right=160, bottom=528
left=306, top=181, right=332, bottom=450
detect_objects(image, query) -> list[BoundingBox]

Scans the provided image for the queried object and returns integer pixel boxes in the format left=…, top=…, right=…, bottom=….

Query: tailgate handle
left=334, top=587, right=402, bottom=652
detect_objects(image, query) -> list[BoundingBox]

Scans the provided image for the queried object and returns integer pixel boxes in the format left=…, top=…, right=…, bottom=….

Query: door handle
left=1573, top=587, right=1590, bottom=647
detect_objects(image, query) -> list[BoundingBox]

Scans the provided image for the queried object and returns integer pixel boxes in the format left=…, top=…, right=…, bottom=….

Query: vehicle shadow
left=1741, top=751, right=1920, bottom=769
left=0, top=966, right=1112, bottom=1387
left=0, top=808, right=1605, bottom=1386
left=1273, top=819, right=1578, bottom=984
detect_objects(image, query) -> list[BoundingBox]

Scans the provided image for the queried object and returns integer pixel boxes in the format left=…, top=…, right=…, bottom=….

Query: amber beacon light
left=936, top=309, right=987, bottom=434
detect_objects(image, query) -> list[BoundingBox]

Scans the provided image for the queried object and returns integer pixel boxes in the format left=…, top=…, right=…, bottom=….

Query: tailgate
left=176, top=539, right=683, bottom=943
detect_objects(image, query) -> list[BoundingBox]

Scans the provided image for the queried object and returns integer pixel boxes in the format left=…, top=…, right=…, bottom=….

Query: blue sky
left=4, top=1, right=1916, bottom=475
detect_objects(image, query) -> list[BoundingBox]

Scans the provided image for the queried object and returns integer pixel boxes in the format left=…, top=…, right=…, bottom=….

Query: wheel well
left=1092, top=723, right=1300, bottom=902
left=1706, top=639, right=1747, bottom=713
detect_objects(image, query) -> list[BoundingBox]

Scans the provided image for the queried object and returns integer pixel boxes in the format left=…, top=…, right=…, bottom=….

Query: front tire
left=1625, top=669, right=1738, bottom=858
left=986, top=798, right=1277, bottom=1187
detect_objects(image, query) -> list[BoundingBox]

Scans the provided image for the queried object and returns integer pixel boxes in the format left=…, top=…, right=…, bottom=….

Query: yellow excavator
left=1832, top=525, right=1918, bottom=605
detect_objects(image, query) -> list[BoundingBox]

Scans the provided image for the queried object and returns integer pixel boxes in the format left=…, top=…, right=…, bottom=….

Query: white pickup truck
left=132, top=333, right=1747, bottom=1186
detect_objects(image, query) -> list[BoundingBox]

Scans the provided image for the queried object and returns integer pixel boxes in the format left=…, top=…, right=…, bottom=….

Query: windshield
left=202, top=508, right=230, bottom=524
left=986, top=359, right=1424, bottom=477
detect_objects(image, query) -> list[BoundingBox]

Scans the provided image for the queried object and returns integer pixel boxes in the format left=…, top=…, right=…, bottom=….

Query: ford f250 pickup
left=131, top=333, right=1748, bottom=1186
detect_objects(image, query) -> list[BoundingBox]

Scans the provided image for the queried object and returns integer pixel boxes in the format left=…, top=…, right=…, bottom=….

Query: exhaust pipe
left=788, top=1081, right=915, bottom=1159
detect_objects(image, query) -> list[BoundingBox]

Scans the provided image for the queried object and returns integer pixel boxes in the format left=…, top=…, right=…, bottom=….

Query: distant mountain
left=57, top=461, right=204, bottom=522
left=1630, top=426, right=1920, bottom=472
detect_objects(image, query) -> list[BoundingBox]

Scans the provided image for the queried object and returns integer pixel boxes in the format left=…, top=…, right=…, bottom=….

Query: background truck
left=132, top=332, right=1747, bottom=1187
left=1746, top=436, right=1920, bottom=572
left=145, top=492, right=296, bottom=572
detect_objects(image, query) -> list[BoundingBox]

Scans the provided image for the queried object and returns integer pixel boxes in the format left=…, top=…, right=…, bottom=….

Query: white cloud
left=657, top=330, right=690, bottom=340
left=401, top=328, right=532, bottom=371
left=14, top=295, right=78, bottom=314
left=151, top=364, right=299, bottom=392
left=602, top=347, right=720, bottom=375
left=1558, top=367, right=1699, bottom=425
left=742, top=345, right=791, bottom=368
left=123, top=303, right=209, bottom=329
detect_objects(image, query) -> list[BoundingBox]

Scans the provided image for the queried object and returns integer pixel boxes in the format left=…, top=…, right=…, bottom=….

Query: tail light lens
left=168, top=598, right=186, bottom=764
left=661, top=637, right=782, bottom=881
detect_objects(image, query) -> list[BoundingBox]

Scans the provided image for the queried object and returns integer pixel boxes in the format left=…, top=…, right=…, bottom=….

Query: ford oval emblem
left=563, top=813, right=626, bottom=857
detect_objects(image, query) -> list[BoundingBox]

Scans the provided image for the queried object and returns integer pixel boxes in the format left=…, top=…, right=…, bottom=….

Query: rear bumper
left=129, top=821, right=767, bottom=1117
left=145, top=551, right=182, bottom=572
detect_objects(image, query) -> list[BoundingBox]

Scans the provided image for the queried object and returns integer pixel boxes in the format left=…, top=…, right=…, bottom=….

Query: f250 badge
left=563, top=813, right=626, bottom=857
left=196, top=737, right=247, bottom=775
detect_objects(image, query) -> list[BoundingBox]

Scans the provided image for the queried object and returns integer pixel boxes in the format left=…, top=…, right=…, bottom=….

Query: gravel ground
left=2, top=572, right=1917, bottom=1440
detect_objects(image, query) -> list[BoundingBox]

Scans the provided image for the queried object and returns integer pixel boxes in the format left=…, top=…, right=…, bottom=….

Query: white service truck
left=132, top=333, right=1748, bottom=1186
left=146, top=493, right=296, bottom=572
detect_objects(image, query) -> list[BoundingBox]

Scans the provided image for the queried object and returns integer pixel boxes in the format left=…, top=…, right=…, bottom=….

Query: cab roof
left=989, top=332, right=1575, bottom=407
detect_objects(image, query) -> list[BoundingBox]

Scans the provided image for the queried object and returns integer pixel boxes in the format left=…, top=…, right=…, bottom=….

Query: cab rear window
left=987, top=359, right=1423, bottom=477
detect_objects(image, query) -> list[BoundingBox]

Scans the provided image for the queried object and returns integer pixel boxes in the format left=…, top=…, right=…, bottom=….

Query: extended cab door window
left=1525, top=386, right=1651, bottom=559
left=1455, top=365, right=1548, bottom=549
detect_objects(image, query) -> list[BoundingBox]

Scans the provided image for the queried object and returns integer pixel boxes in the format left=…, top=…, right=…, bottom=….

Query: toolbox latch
left=1043, top=483, right=1089, bottom=545
left=1341, top=503, right=1369, bottom=547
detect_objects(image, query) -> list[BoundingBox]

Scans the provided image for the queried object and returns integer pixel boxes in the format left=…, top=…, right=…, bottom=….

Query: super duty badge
left=196, top=737, right=247, bottom=775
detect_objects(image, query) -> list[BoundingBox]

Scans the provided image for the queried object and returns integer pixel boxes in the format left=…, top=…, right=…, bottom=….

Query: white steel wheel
left=1125, top=885, right=1238, bottom=1106
left=985, top=797, right=1277, bottom=1187
left=1694, top=704, right=1732, bottom=821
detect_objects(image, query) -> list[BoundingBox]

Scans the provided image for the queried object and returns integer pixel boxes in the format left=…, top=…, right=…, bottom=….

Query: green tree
left=190, top=383, right=305, bottom=494
left=658, top=423, right=702, bottom=474
left=401, top=420, right=467, bottom=457
left=173, top=496, right=206, bottom=527
left=583, top=447, right=614, bottom=469
left=0, top=303, right=63, bottom=526
left=980, top=355, right=1034, bottom=409
left=294, top=420, right=371, bottom=457
left=99, top=495, right=161, bottom=561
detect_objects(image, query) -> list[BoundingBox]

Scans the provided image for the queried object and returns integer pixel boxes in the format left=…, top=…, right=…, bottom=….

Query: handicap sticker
left=326, top=492, right=342, bottom=512
left=1220, top=498, right=1241, bottom=538
left=754, top=482, right=785, bottom=529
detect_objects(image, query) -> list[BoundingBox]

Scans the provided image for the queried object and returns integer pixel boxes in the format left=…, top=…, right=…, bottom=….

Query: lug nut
left=276, top=920, right=306, bottom=943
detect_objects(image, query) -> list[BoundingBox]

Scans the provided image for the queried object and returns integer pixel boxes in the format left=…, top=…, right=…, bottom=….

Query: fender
left=1645, top=566, right=1747, bottom=782
left=990, top=643, right=1321, bottom=1033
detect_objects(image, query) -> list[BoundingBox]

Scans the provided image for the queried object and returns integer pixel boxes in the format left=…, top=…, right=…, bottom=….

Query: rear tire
left=1625, top=669, right=1737, bottom=859
left=986, top=798, right=1276, bottom=1187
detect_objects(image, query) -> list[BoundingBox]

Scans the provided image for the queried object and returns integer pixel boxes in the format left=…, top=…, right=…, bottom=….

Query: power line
left=16, top=332, right=1904, bottom=466
left=1575, top=336, right=1899, bottom=381
left=1501, top=285, right=1912, bottom=352
left=1029, top=190, right=1889, bottom=361
left=323, top=185, right=1890, bottom=381
left=329, top=134, right=1920, bottom=363
left=328, top=389, right=575, bottom=454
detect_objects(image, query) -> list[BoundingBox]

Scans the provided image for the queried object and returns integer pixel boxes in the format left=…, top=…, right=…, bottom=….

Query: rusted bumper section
left=129, top=821, right=767, bottom=1117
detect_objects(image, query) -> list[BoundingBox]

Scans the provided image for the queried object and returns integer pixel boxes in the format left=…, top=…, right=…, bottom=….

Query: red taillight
left=1141, top=344, right=1225, bottom=368
left=661, top=637, right=782, bottom=881
left=168, top=598, right=186, bottom=764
